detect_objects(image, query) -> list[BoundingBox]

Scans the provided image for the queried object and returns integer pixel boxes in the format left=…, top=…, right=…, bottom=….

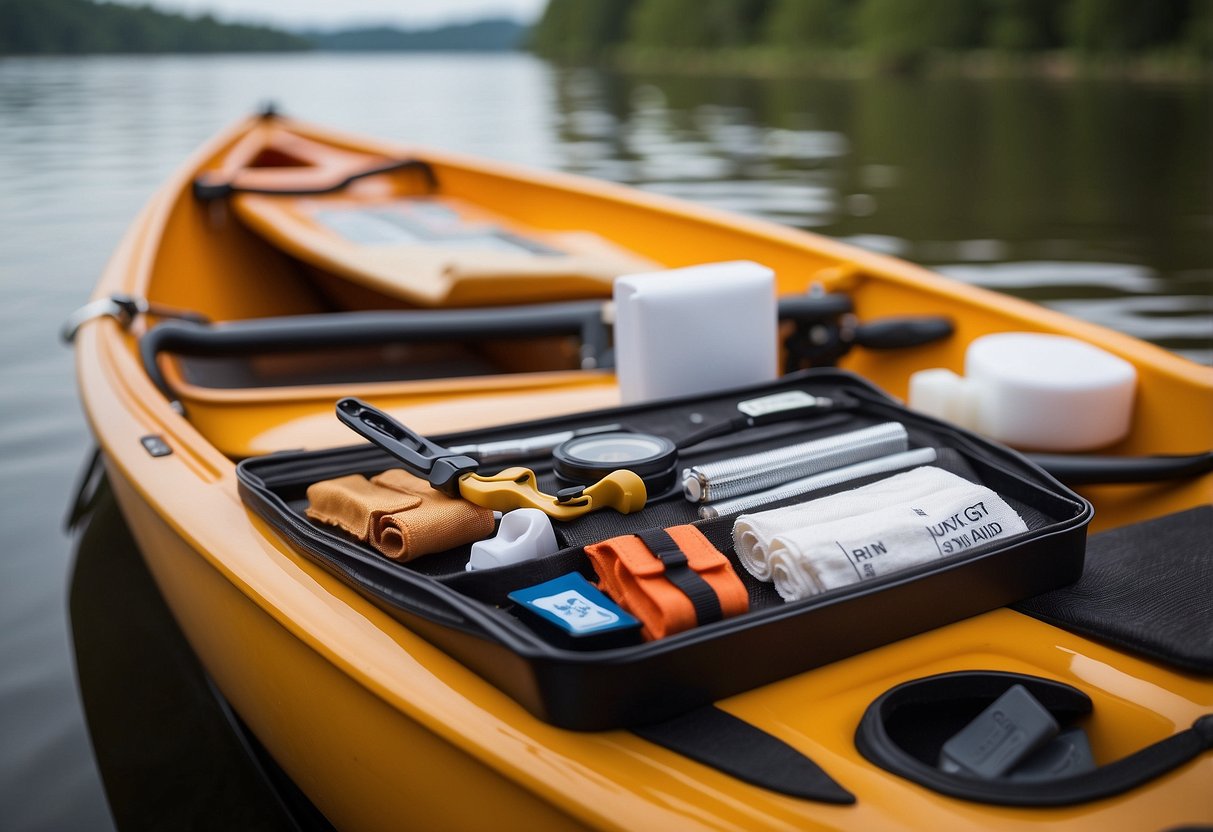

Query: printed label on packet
left=837, top=538, right=896, bottom=579
left=922, top=500, right=1015, bottom=556
left=832, top=497, right=1023, bottom=580
left=531, top=590, right=621, bottom=633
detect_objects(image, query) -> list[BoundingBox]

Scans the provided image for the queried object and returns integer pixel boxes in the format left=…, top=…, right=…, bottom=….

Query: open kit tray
left=237, top=370, right=1092, bottom=730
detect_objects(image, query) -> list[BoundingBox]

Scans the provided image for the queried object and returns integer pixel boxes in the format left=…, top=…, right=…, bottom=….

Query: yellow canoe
left=72, top=113, right=1212, bottom=830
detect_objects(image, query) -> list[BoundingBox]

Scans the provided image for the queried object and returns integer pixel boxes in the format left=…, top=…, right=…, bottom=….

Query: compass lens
left=552, top=432, right=678, bottom=492
left=561, top=435, right=667, bottom=464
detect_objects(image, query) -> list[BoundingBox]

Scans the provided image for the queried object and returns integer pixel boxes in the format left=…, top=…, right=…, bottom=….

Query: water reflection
left=69, top=475, right=330, bottom=830
left=549, top=67, right=1212, bottom=363
left=936, top=261, right=1161, bottom=293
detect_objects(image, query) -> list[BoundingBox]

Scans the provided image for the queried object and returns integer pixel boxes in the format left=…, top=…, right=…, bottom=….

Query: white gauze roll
left=732, top=466, right=957, bottom=580
left=767, top=480, right=1029, bottom=602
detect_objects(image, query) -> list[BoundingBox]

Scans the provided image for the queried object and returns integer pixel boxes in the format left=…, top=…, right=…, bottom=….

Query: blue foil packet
left=508, top=573, right=641, bottom=649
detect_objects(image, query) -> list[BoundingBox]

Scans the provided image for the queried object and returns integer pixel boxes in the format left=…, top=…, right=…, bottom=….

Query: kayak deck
left=136, top=121, right=1211, bottom=510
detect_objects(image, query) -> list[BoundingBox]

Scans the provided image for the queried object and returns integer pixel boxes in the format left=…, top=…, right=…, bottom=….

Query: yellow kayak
left=70, top=112, right=1212, bottom=830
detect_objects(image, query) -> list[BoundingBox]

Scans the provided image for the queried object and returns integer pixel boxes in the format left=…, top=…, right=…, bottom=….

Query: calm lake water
left=0, top=52, right=1209, bottom=829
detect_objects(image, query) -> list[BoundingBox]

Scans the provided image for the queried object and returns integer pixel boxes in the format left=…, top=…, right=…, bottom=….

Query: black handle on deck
left=138, top=301, right=611, bottom=410
left=855, top=317, right=955, bottom=350
left=193, top=158, right=438, bottom=201
left=1030, top=450, right=1213, bottom=485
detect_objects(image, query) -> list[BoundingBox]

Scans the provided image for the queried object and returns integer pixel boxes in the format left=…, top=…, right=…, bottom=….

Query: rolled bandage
left=732, top=465, right=955, bottom=581
left=370, top=469, right=496, bottom=560
left=766, top=478, right=1028, bottom=602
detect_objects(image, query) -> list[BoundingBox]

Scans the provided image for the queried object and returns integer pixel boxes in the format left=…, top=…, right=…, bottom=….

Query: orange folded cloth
left=306, top=468, right=494, bottom=561
left=584, top=525, right=749, bottom=641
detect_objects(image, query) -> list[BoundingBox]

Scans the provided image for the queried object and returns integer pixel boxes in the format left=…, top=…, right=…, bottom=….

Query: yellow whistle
left=458, top=468, right=647, bottom=520
left=335, top=397, right=649, bottom=521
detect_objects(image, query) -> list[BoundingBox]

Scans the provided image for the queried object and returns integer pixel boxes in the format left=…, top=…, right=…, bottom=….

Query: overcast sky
left=114, top=0, right=548, bottom=29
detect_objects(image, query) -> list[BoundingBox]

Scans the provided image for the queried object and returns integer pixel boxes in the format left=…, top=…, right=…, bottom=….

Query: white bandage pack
left=733, top=465, right=951, bottom=581
left=613, top=261, right=777, bottom=403
left=732, top=466, right=1028, bottom=601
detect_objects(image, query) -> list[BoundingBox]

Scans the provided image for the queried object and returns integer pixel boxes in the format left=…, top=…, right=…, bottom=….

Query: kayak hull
left=74, top=114, right=1213, bottom=829
left=103, top=466, right=596, bottom=832
left=101, top=448, right=1213, bottom=830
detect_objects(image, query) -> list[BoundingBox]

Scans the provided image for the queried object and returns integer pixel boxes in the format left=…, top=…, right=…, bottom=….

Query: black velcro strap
left=634, top=705, right=855, bottom=803
left=636, top=528, right=724, bottom=627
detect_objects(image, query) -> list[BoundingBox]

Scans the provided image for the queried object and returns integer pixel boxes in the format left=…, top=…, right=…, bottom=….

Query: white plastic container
left=466, top=509, right=558, bottom=572
left=908, top=333, right=1136, bottom=451
left=613, top=261, right=777, bottom=403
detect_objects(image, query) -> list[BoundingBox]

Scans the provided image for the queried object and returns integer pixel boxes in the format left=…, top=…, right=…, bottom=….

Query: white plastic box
left=613, top=261, right=778, bottom=403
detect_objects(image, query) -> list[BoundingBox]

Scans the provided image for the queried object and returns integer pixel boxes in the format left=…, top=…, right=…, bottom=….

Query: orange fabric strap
left=305, top=469, right=494, bottom=562
left=584, top=525, right=749, bottom=641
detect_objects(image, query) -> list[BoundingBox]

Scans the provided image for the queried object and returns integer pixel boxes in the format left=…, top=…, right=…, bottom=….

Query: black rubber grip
left=1030, top=451, right=1213, bottom=485
left=139, top=302, right=610, bottom=407
left=193, top=158, right=438, bottom=200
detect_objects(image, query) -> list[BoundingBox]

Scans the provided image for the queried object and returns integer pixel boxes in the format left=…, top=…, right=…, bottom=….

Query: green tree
left=1183, top=0, right=1213, bottom=57
left=855, top=0, right=984, bottom=67
left=719, top=0, right=776, bottom=45
left=629, top=0, right=708, bottom=48
left=985, top=0, right=1062, bottom=51
left=525, top=0, right=1208, bottom=65
left=628, top=0, right=773, bottom=49
left=763, top=0, right=856, bottom=49
left=1066, top=0, right=1193, bottom=53
left=531, top=0, right=637, bottom=59
left=0, top=0, right=309, bottom=55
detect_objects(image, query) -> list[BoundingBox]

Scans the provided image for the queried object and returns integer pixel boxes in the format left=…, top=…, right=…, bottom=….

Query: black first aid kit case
left=236, top=370, right=1092, bottom=730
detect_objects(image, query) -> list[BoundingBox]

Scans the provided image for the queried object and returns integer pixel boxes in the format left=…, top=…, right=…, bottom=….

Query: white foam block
left=613, top=261, right=777, bottom=403
left=909, top=334, right=1137, bottom=451
left=966, top=333, right=1136, bottom=451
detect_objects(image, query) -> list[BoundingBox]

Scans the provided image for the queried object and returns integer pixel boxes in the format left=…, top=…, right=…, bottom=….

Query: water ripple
left=935, top=261, right=1163, bottom=292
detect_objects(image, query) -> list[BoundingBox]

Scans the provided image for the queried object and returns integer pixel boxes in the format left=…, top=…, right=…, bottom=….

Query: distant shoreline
left=0, top=50, right=530, bottom=58
left=608, top=47, right=1213, bottom=84
left=0, top=0, right=526, bottom=57
left=530, top=0, right=1213, bottom=86
left=2, top=48, right=1207, bottom=86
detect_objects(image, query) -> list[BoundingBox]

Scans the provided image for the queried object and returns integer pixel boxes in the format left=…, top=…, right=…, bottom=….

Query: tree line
left=0, top=0, right=531, bottom=55
left=0, top=0, right=309, bottom=54
left=307, top=20, right=525, bottom=52
left=531, top=0, right=1212, bottom=67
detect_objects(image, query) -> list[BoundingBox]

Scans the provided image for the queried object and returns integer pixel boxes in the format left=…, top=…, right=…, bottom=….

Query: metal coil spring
left=683, top=422, right=908, bottom=504
left=699, top=446, right=939, bottom=519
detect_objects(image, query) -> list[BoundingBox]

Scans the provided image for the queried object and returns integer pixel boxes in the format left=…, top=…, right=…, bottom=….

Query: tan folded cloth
left=306, top=469, right=495, bottom=561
